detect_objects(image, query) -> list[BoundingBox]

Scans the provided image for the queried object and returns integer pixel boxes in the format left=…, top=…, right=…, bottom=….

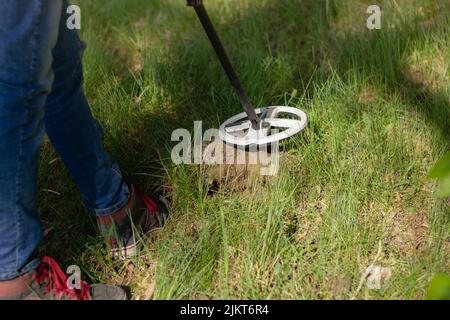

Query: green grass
left=38, top=0, right=449, bottom=299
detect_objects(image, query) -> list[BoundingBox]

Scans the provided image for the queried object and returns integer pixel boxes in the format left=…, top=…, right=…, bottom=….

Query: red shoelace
left=135, top=187, right=158, bottom=213
left=33, top=256, right=91, bottom=300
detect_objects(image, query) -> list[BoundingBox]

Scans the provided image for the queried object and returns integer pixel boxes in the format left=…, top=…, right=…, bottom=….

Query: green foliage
left=426, top=274, right=450, bottom=300
left=429, top=152, right=450, bottom=197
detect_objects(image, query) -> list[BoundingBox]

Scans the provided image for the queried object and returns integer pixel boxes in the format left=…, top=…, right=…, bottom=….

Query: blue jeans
left=0, top=0, right=130, bottom=280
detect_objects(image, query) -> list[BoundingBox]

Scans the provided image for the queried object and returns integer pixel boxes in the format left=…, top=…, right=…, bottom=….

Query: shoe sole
left=110, top=227, right=164, bottom=259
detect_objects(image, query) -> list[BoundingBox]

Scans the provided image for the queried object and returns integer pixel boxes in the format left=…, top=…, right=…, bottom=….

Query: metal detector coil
left=188, top=0, right=307, bottom=146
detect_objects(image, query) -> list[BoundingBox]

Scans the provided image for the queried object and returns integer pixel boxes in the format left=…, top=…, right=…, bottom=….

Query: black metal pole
left=187, top=0, right=260, bottom=128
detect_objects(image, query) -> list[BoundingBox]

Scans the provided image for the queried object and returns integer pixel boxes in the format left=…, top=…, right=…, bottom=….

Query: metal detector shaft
left=187, top=0, right=260, bottom=128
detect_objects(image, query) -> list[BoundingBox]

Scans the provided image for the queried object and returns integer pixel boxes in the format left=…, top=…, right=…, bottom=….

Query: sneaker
left=0, top=256, right=127, bottom=300
left=96, top=185, right=170, bottom=258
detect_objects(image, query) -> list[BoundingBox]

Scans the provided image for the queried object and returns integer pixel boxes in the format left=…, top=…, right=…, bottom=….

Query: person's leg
left=0, top=0, right=63, bottom=282
left=0, top=0, right=164, bottom=299
left=0, top=1, right=128, bottom=299
left=43, top=5, right=170, bottom=258
left=44, top=1, right=130, bottom=216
